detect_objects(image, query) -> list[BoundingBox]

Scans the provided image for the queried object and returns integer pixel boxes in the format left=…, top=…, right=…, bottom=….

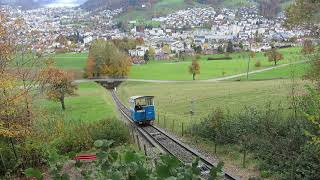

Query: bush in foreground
left=0, top=118, right=129, bottom=177
left=26, top=140, right=225, bottom=180
left=191, top=104, right=320, bottom=179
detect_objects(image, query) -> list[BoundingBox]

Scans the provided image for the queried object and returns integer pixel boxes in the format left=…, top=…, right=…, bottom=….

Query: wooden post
left=164, top=115, right=166, bottom=129
left=157, top=112, right=160, bottom=124
left=131, top=129, right=135, bottom=143
left=172, top=119, right=175, bottom=132
left=181, top=122, right=184, bottom=136
left=143, top=145, right=147, bottom=156
left=243, top=150, right=246, bottom=168
left=154, top=159, right=158, bottom=167
left=136, top=135, right=141, bottom=151
left=214, top=142, right=217, bottom=154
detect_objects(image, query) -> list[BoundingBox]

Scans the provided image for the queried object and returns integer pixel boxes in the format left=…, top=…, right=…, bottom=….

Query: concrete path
left=75, top=60, right=308, bottom=84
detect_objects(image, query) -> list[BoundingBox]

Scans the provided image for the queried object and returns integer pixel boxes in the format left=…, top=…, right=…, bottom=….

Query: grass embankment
left=36, top=82, right=116, bottom=122
left=32, top=81, right=129, bottom=155
left=117, top=78, right=308, bottom=179
left=0, top=82, right=128, bottom=176
left=118, top=79, right=307, bottom=134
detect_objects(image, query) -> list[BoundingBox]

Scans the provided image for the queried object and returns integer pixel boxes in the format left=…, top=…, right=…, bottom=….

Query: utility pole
left=247, top=52, right=251, bottom=80
left=247, top=25, right=254, bottom=80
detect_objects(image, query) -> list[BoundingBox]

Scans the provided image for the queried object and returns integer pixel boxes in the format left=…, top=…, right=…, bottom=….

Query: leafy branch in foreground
left=26, top=140, right=225, bottom=180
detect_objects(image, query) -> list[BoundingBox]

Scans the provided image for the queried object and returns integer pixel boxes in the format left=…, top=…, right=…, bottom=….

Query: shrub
left=255, top=60, right=261, bottom=67
left=207, top=57, right=232, bottom=61
left=192, top=104, right=320, bottom=179
left=28, top=140, right=224, bottom=180
left=51, top=118, right=129, bottom=154
left=0, top=117, right=130, bottom=176
left=0, top=141, right=17, bottom=176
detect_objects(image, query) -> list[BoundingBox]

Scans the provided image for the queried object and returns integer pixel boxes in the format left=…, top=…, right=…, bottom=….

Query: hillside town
left=2, top=5, right=309, bottom=59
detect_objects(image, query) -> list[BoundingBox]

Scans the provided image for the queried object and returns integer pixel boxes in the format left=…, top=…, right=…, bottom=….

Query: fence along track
left=110, top=90, right=238, bottom=180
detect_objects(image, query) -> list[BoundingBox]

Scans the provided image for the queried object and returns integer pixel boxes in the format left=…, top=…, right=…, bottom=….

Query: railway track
left=110, top=90, right=238, bottom=180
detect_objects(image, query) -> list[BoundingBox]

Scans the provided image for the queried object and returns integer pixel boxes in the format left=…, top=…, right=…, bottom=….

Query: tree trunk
left=243, top=149, right=247, bottom=168
left=60, top=96, right=66, bottom=111
left=193, top=73, right=195, bottom=80
left=274, top=60, right=277, bottom=66
left=9, top=138, right=18, bottom=160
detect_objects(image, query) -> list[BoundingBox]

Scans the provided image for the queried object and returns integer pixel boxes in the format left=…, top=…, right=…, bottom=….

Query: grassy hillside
left=118, top=79, right=307, bottom=134
left=117, top=0, right=198, bottom=22
left=36, top=82, right=117, bottom=122
left=116, top=0, right=293, bottom=22
left=241, top=63, right=309, bottom=81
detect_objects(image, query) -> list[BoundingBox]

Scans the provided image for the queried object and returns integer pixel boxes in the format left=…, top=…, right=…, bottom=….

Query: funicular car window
left=145, top=98, right=153, bottom=106
left=135, top=98, right=146, bottom=106
left=135, top=97, right=153, bottom=106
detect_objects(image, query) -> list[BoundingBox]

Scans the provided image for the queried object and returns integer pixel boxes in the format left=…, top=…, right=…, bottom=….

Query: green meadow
left=53, top=53, right=88, bottom=70
left=36, top=82, right=116, bottom=122
left=53, top=47, right=306, bottom=81
left=117, top=79, right=307, bottom=134
left=130, top=47, right=303, bottom=80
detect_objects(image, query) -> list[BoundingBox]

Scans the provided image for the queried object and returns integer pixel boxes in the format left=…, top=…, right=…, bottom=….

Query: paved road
left=75, top=60, right=308, bottom=84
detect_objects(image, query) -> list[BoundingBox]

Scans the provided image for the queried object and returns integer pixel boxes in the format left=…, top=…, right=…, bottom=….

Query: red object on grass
left=74, top=154, right=97, bottom=161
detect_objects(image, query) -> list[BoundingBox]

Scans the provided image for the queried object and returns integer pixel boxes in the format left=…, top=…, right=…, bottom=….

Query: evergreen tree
left=144, top=50, right=150, bottom=62
left=226, top=41, right=234, bottom=53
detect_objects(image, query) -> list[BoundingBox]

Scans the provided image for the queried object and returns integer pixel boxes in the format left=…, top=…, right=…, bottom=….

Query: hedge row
left=207, top=57, right=233, bottom=61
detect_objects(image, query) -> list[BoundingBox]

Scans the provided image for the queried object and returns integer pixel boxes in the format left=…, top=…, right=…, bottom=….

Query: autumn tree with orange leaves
left=189, top=57, right=200, bottom=80
left=265, top=47, right=284, bottom=66
left=0, top=11, right=40, bottom=163
left=40, top=61, right=78, bottom=111
left=86, top=39, right=131, bottom=78
left=85, top=55, right=96, bottom=78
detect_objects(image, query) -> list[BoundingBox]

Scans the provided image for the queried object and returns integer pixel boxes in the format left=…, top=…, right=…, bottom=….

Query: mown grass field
left=117, top=79, right=307, bottom=134
left=52, top=47, right=305, bottom=81
left=238, top=62, right=310, bottom=81
left=53, top=53, right=88, bottom=70
left=130, top=47, right=303, bottom=80
left=36, top=82, right=116, bottom=122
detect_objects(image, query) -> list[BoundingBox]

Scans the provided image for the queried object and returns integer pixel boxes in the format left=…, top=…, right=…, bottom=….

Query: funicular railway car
left=129, top=96, right=155, bottom=124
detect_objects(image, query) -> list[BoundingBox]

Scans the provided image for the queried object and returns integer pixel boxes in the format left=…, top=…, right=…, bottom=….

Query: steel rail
left=110, top=90, right=238, bottom=180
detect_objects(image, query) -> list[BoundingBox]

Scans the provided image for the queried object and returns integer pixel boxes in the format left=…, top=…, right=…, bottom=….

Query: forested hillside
left=81, top=0, right=154, bottom=10
left=81, top=0, right=293, bottom=11
left=0, top=0, right=41, bottom=9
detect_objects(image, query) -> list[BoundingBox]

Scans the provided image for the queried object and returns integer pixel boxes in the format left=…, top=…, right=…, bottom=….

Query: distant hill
left=0, top=0, right=87, bottom=9
left=116, top=0, right=196, bottom=22
left=0, top=0, right=41, bottom=9
left=81, top=0, right=137, bottom=10
left=115, top=0, right=293, bottom=22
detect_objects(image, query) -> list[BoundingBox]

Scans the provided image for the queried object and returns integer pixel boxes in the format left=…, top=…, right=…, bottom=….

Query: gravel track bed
left=142, top=126, right=195, bottom=163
